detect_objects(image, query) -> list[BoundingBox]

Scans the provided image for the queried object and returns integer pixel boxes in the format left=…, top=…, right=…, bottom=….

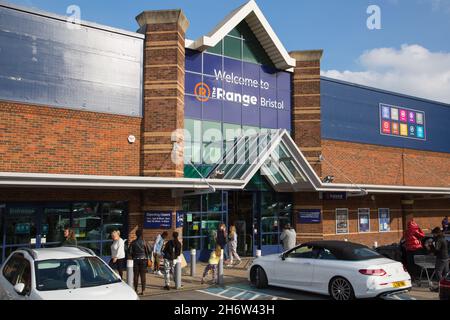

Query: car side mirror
left=14, top=283, right=25, bottom=295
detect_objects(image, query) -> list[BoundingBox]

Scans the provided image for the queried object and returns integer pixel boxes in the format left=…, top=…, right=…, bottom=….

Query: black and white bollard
left=218, top=249, right=224, bottom=286
left=190, top=249, right=196, bottom=277
left=127, top=259, right=134, bottom=287
left=175, top=257, right=182, bottom=290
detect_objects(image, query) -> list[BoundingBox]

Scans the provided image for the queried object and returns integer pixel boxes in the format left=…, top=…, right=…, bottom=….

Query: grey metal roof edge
left=0, top=1, right=145, bottom=40
left=321, top=76, right=450, bottom=108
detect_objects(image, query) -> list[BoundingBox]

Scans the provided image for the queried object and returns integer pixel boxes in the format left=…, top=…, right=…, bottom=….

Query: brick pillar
left=294, top=192, right=324, bottom=244
left=136, top=10, right=189, bottom=178
left=135, top=10, right=188, bottom=242
left=290, top=50, right=323, bottom=178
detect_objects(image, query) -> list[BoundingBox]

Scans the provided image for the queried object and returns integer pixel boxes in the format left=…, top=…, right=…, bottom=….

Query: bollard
left=255, top=249, right=262, bottom=258
left=190, top=249, right=196, bottom=277
left=344, top=238, right=348, bottom=242
left=373, top=241, right=378, bottom=249
left=218, top=249, right=224, bottom=286
left=175, top=256, right=182, bottom=290
left=127, top=259, right=134, bottom=287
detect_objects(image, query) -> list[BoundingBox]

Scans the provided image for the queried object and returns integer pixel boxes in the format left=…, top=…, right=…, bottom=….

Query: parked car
left=0, top=246, right=138, bottom=300
left=249, top=240, right=412, bottom=300
left=440, top=272, right=450, bottom=300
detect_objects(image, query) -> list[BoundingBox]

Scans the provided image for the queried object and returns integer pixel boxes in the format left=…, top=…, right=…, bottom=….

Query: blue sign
left=185, top=50, right=291, bottom=130
left=298, top=209, right=321, bottom=224
left=321, top=192, right=347, bottom=200
left=379, top=208, right=391, bottom=232
left=176, top=211, right=184, bottom=228
left=15, top=223, right=31, bottom=235
left=144, top=212, right=172, bottom=229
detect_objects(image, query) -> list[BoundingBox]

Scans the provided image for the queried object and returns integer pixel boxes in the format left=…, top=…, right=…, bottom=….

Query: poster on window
left=378, top=208, right=391, bottom=232
left=336, top=209, right=349, bottom=234
left=358, top=209, right=370, bottom=233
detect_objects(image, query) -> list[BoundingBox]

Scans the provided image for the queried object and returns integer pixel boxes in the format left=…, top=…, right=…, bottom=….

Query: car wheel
left=329, top=277, right=355, bottom=301
left=253, top=266, right=268, bottom=289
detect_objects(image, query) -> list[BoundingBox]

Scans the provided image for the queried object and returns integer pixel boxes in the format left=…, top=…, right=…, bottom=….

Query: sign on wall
left=320, top=192, right=347, bottom=200
left=358, top=208, right=371, bottom=233
left=144, top=212, right=172, bottom=229
left=185, top=50, right=291, bottom=130
left=336, top=208, right=349, bottom=234
left=380, top=103, right=426, bottom=140
left=378, top=208, right=391, bottom=232
left=298, top=209, right=321, bottom=224
left=176, top=211, right=184, bottom=228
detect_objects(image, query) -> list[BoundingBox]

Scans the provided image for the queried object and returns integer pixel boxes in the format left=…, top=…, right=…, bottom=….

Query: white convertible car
left=249, top=241, right=412, bottom=300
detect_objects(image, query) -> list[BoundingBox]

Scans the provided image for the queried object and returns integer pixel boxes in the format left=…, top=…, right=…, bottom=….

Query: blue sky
left=5, top=0, right=450, bottom=103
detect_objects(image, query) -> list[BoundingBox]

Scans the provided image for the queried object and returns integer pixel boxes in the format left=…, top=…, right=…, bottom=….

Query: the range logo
left=194, top=82, right=211, bottom=102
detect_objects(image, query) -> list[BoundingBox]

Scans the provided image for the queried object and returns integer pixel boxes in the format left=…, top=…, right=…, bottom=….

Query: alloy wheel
left=331, top=278, right=353, bottom=300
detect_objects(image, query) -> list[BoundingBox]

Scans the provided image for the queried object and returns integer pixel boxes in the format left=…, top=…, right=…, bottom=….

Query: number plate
left=392, top=281, right=406, bottom=288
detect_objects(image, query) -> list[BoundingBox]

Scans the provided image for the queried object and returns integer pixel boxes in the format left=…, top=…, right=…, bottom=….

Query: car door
left=0, top=253, right=31, bottom=300
left=273, top=244, right=317, bottom=289
left=310, top=247, right=340, bottom=294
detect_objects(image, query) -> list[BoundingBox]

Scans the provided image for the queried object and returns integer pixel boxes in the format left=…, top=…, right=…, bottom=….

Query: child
left=201, top=246, right=221, bottom=285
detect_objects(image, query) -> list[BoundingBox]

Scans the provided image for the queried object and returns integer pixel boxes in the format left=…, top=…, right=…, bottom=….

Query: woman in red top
left=404, top=219, right=425, bottom=280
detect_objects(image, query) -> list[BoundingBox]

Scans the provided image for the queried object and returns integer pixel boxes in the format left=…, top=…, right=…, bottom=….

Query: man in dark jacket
left=430, top=227, right=449, bottom=292
left=129, top=229, right=151, bottom=295
left=162, top=231, right=182, bottom=290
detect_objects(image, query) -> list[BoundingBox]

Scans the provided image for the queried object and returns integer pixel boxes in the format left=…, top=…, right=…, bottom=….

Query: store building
left=0, top=1, right=449, bottom=262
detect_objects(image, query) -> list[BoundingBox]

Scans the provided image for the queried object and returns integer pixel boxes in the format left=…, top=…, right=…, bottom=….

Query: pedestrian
left=129, top=229, right=151, bottom=295
left=442, top=216, right=449, bottom=233
left=429, top=227, right=449, bottom=292
left=153, top=231, right=168, bottom=277
left=201, top=245, right=221, bottom=285
left=216, top=223, right=229, bottom=261
left=109, top=230, right=126, bottom=279
left=61, top=226, right=77, bottom=246
left=162, top=231, right=182, bottom=290
left=404, top=219, right=425, bottom=281
left=227, top=225, right=241, bottom=267
left=280, top=223, right=297, bottom=251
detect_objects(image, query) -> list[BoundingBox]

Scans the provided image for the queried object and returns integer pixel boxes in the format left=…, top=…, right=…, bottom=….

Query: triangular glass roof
left=205, top=129, right=316, bottom=192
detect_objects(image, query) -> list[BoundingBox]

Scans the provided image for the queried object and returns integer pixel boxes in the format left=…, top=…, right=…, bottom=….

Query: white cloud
left=321, top=44, right=450, bottom=104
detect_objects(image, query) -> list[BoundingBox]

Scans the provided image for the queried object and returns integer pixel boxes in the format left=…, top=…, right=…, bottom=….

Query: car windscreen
left=35, top=256, right=121, bottom=291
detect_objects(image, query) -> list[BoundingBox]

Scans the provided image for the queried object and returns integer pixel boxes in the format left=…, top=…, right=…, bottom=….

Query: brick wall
left=0, top=102, right=141, bottom=176
left=322, top=139, right=450, bottom=187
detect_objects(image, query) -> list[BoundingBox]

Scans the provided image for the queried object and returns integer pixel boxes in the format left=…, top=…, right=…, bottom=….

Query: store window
left=378, top=208, right=391, bottom=232
left=261, top=193, right=293, bottom=247
left=336, top=208, right=349, bottom=234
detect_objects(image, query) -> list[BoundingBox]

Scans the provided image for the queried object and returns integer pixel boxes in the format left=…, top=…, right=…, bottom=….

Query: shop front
left=0, top=201, right=128, bottom=263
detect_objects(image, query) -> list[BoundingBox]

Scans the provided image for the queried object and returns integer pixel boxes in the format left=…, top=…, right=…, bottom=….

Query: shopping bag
left=180, top=253, right=188, bottom=269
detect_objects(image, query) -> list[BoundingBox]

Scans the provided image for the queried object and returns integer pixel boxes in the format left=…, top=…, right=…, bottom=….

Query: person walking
left=201, top=245, right=221, bottom=285
left=109, top=230, right=126, bottom=279
left=129, top=229, right=151, bottom=295
left=61, top=226, right=77, bottom=246
left=216, top=223, right=229, bottom=262
left=430, top=227, right=449, bottom=292
left=153, top=231, right=168, bottom=277
left=442, top=216, right=449, bottom=233
left=404, top=219, right=425, bottom=281
left=162, top=231, right=182, bottom=290
left=227, top=225, right=241, bottom=267
left=280, top=223, right=297, bottom=251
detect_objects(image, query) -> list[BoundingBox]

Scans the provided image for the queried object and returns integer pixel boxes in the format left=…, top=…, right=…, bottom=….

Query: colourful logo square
left=416, top=113, right=424, bottom=125
left=392, top=122, right=400, bottom=135
left=408, top=111, right=416, bottom=123
left=381, top=106, right=390, bottom=119
left=416, top=126, right=424, bottom=139
left=382, top=121, right=391, bottom=134
left=409, top=125, right=416, bottom=137
left=399, top=110, right=407, bottom=122
left=400, top=123, right=408, bottom=136
left=390, top=108, right=399, bottom=121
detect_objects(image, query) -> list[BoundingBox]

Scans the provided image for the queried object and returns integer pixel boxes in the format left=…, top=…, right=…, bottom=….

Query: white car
left=249, top=240, right=412, bottom=300
left=0, top=246, right=139, bottom=300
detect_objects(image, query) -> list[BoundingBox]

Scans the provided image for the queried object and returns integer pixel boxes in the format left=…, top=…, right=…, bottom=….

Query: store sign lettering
left=380, top=103, right=426, bottom=141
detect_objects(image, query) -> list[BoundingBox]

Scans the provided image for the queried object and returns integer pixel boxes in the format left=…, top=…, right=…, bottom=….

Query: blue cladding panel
left=321, top=78, right=450, bottom=154
left=0, top=6, right=143, bottom=117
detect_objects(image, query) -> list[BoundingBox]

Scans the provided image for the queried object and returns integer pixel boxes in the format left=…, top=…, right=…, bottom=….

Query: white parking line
left=197, top=286, right=292, bottom=301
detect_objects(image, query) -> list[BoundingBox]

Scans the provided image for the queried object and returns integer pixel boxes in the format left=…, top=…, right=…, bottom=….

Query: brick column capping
left=136, top=9, right=189, bottom=178
left=134, top=10, right=189, bottom=242
left=290, top=49, right=323, bottom=178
